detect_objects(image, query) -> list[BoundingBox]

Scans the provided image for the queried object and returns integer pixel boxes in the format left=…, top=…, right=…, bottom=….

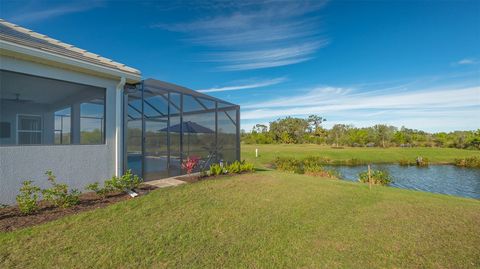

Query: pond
left=326, top=164, right=480, bottom=199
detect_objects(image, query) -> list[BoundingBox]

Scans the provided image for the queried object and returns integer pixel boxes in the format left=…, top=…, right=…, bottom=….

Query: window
left=54, top=108, right=71, bottom=144
left=17, top=115, right=42, bottom=144
left=0, top=70, right=106, bottom=146
left=80, top=102, right=104, bottom=144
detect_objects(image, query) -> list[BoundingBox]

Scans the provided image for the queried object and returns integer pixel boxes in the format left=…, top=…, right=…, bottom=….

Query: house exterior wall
left=0, top=55, right=120, bottom=204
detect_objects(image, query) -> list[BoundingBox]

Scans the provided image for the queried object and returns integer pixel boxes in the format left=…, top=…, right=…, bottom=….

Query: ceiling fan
left=0, top=93, right=33, bottom=103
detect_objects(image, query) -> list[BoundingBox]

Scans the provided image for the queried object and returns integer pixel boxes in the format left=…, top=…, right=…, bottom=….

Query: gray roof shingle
left=0, top=19, right=141, bottom=76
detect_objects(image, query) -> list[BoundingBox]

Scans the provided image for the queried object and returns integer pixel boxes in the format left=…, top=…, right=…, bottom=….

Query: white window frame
left=16, top=114, right=43, bottom=145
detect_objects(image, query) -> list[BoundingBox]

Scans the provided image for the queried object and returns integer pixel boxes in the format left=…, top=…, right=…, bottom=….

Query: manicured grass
left=242, top=144, right=480, bottom=168
left=1, top=171, right=479, bottom=268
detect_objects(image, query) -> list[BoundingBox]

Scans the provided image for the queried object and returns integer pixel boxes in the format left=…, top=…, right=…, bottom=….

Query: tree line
left=241, top=115, right=480, bottom=150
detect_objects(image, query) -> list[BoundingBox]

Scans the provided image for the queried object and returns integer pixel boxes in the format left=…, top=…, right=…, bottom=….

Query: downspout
left=115, top=77, right=126, bottom=177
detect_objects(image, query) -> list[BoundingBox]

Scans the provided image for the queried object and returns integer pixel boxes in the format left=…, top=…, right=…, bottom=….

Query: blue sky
left=2, top=0, right=479, bottom=132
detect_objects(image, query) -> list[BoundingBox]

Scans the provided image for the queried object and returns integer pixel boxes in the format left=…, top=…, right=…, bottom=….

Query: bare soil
left=0, top=185, right=157, bottom=232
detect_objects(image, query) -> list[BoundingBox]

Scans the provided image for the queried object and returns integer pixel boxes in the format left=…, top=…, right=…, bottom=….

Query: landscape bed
left=0, top=185, right=156, bottom=232
left=1, top=161, right=254, bottom=232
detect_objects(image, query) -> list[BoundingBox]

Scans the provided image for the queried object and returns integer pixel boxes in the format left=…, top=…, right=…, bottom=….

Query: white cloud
left=9, top=1, right=102, bottom=23
left=198, top=77, right=287, bottom=93
left=207, top=41, right=328, bottom=71
left=241, top=86, right=480, bottom=120
left=456, top=58, right=478, bottom=65
left=239, top=73, right=480, bottom=132
left=154, top=1, right=328, bottom=71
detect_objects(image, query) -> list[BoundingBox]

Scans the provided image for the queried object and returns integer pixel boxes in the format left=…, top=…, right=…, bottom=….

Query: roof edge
left=1, top=40, right=142, bottom=83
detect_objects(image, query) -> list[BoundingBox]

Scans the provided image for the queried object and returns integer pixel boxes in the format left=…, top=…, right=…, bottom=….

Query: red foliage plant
left=182, top=156, right=200, bottom=174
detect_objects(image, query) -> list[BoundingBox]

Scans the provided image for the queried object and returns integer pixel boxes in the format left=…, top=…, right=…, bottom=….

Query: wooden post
left=368, top=164, right=372, bottom=190
left=255, top=148, right=258, bottom=158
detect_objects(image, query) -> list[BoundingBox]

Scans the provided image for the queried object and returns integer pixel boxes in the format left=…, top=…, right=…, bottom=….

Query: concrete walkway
left=144, top=178, right=186, bottom=188
left=143, top=173, right=200, bottom=188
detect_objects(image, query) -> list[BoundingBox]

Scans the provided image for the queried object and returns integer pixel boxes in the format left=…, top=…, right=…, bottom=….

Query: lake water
left=326, top=164, right=480, bottom=199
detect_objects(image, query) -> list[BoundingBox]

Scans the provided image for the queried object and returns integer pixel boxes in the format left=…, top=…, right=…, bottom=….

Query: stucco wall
left=0, top=55, right=120, bottom=204
left=0, top=145, right=115, bottom=204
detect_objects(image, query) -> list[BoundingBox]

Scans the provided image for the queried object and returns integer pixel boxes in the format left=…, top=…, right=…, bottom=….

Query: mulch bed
left=0, top=185, right=157, bottom=232
left=175, top=173, right=243, bottom=183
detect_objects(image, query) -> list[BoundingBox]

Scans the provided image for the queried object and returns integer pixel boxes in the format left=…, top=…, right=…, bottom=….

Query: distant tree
left=329, top=124, right=350, bottom=146
left=307, top=115, right=326, bottom=134
left=373, top=124, right=396, bottom=148
left=270, top=117, right=309, bottom=144
left=348, top=128, right=369, bottom=146
left=241, top=117, right=478, bottom=149
left=466, top=129, right=480, bottom=149
left=253, top=124, right=268, bottom=133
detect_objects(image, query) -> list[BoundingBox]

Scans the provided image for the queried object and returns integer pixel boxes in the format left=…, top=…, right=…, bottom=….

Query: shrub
left=417, top=157, right=429, bottom=167
left=182, top=156, right=200, bottom=174
left=42, top=171, right=81, bottom=208
left=240, top=161, right=255, bottom=173
left=105, top=170, right=143, bottom=191
left=227, top=161, right=242, bottom=174
left=303, top=158, right=339, bottom=178
left=86, top=170, right=142, bottom=198
left=274, top=157, right=337, bottom=178
left=209, top=164, right=225, bottom=176
left=274, top=157, right=302, bottom=172
left=303, top=156, right=325, bottom=166
left=303, top=163, right=339, bottom=179
left=226, top=161, right=255, bottom=174
left=454, top=156, right=480, bottom=168
left=358, top=169, right=392, bottom=185
left=16, top=180, right=41, bottom=214
left=85, top=182, right=113, bottom=199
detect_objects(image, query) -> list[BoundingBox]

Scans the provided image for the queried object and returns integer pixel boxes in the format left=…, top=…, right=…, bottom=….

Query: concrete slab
left=143, top=177, right=187, bottom=188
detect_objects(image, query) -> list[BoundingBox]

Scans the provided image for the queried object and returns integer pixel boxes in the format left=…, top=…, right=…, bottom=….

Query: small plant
left=358, top=169, right=392, bottom=185
left=105, top=170, right=143, bottom=192
left=85, top=182, right=113, bottom=199
left=416, top=157, right=429, bottom=167
left=227, top=161, right=242, bottom=173
left=455, top=156, right=480, bottom=168
left=226, top=161, right=255, bottom=174
left=182, top=156, right=200, bottom=174
left=209, top=163, right=225, bottom=176
left=16, top=180, right=41, bottom=214
left=42, top=171, right=81, bottom=208
left=239, top=161, right=255, bottom=173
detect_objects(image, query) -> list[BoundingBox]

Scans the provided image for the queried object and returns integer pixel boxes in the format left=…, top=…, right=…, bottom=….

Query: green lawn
left=242, top=144, right=480, bottom=168
left=1, top=171, right=479, bottom=268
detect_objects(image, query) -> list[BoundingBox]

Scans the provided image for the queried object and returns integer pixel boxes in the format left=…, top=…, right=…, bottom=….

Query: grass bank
left=242, top=144, right=480, bottom=168
left=1, top=171, right=479, bottom=268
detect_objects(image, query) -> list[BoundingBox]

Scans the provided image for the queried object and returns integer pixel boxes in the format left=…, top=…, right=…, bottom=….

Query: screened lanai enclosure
left=124, top=79, right=240, bottom=181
